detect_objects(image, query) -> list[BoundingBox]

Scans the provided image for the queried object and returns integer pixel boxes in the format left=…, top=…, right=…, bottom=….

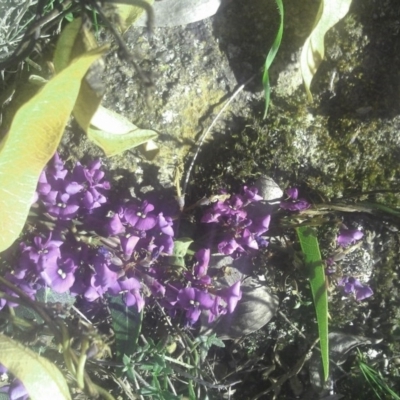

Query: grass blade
left=296, top=226, right=329, bottom=381
left=262, top=0, right=284, bottom=118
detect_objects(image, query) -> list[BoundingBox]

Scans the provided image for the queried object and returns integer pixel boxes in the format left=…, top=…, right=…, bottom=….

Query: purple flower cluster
left=36, top=153, right=110, bottom=219
left=201, top=186, right=271, bottom=256
left=1, top=153, right=244, bottom=326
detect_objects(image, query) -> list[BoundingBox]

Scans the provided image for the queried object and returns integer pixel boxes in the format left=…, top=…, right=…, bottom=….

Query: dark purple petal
left=65, top=181, right=83, bottom=195
left=41, top=258, right=76, bottom=293
left=120, top=234, right=140, bottom=259
left=107, top=213, right=125, bottom=235
left=242, top=186, right=263, bottom=203
left=218, top=281, right=242, bottom=313
left=286, top=187, right=299, bottom=200
left=94, top=261, right=119, bottom=288
left=354, top=284, right=373, bottom=301
left=337, top=229, right=364, bottom=247
left=218, top=238, right=243, bottom=255
left=9, top=379, right=29, bottom=400
left=239, top=229, right=258, bottom=249
left=185, top=307, right=201, bottom=324
left=157, top=213, right=174, bottom=236
left=194, top=248, right=210, bottom=277
left=154, top=234, right=174, bottom=255
left=119, top=277, right=141, bottom=291
left=124, top=290, right=145, bottom=311
left=196, top=290, right=214, bottom=309
left=178, top=287, right=195, bottom=308
left=250, top=214, right=271, bottom=235
left=135, top=213, right=157, bottom=231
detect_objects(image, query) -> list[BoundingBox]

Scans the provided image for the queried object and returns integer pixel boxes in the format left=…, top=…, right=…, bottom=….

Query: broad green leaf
left=296, top=226, right=329, bottom=381
left=53, top=18, right=82, bottom=73
left=0, top=47, right=107, bottom=253
left=53, top=20, right=156, bottom=156
left=300, top=0, right=352, bottom=101
left=109, top=295, right=142, bottom=360
left=53, top=18, right=105, bottom=134
left=262, top=0, right=284, bottom=118
left=87, top=106, right=158, bottom=156
left=0, top=333, right=71, bottom=400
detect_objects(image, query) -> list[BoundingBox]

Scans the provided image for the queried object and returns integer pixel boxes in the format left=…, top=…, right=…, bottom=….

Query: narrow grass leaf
left=262, top=0, right=284, bottom=118
left=0, top=334, right=71, bottom=400
left=0, top=47, right=107, bottom=252
left=109, top=295, right=142, bottom=360
left=300, top=0, right=352, bottom=101
left=296, top=226, right=329, bottom=381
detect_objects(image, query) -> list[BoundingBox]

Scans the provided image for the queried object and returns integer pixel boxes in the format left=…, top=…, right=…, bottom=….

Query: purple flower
left=109, top=278, right=144, bottom=311
left=280, top=187, right=310, bottom=211
left=337, top=228, right=364, bottom=247
left=44, top=191, right=80, bottom=219
left=178, top=288, right=214, bottom=324
left=72, top=160, right=110, bottom=211
left=338, top=276, right=373, bottom=301
left=41, top=257, right=77, bottom=293
left=124, top=201, right=157, bottom=231
left=19, top=232, right=62, bottom=272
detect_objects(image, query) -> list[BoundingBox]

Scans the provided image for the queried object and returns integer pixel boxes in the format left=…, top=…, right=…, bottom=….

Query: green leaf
left=0, top=47, right=107, bottom=253
left=53, top=18, right=82, bottom=73
left=300, top=0, right=352, bottom=101
left=173, top=238, right=193, bottom=258
left=296, top=226, right=329, bottom=381
left=262, top=0, right=284, bottom=118
left=87, top=106, right=158, bottom=156
left=0, top=334, right=71, bottom=400
left=108, top=295, right=142, bottom=360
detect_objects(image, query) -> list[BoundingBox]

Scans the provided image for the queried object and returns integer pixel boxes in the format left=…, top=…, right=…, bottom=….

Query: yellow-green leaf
left=300, top=0, right=352, bottom=101
left=53, top=18, right=83, bottom=73
left=87, top=106, right=158, bottom=157
left=108, top=0, right=154, bottom=33
left=0, top=333, right=71, bottom=400
left=0, top=47, right=107, bottom=253
left=53, top=18, right=105, bottom=133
